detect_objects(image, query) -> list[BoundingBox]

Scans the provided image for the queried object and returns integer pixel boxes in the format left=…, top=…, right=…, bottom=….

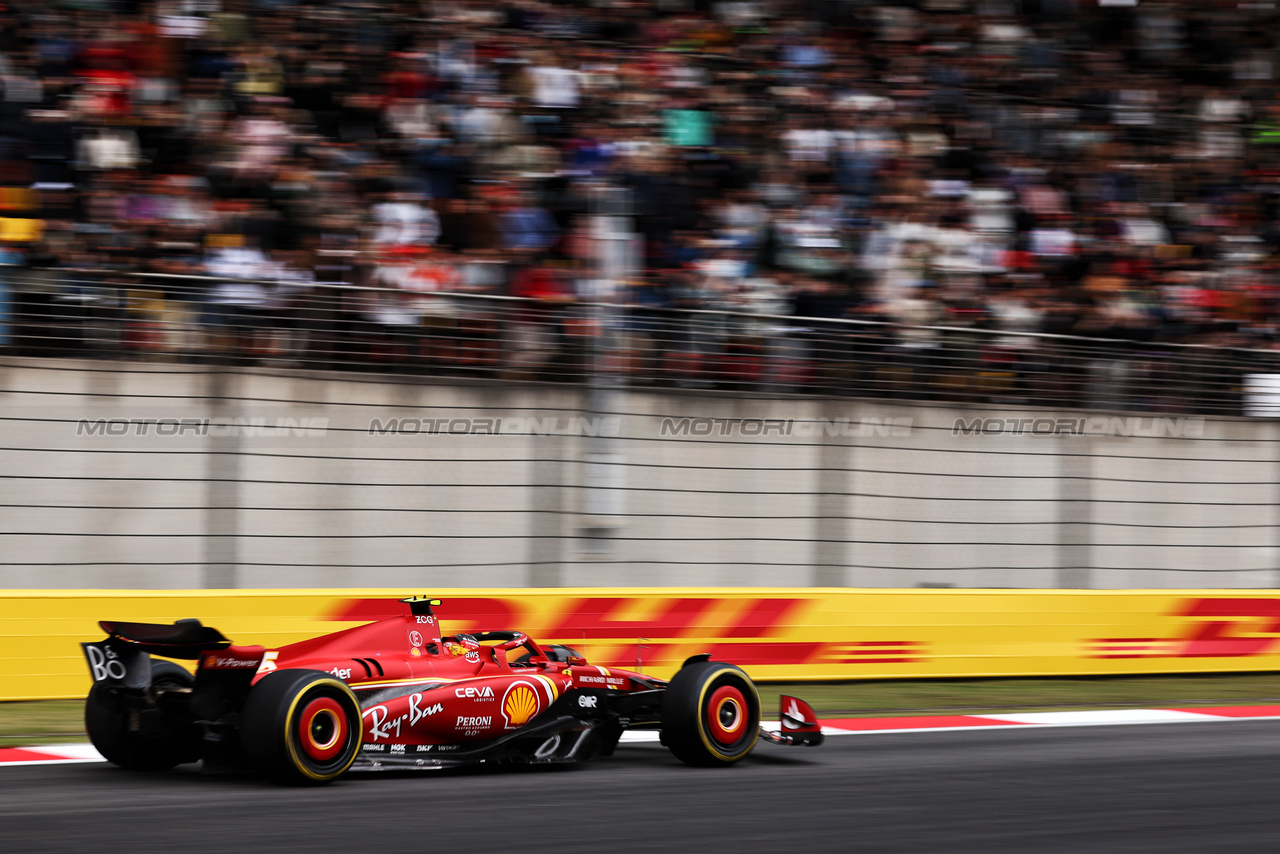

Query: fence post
left=1275, top=421, right=1280, bottom=589
left=203, top=369, right=240, bottom=588
left=528, top=432, right=565, bottom=587
left=1056, top=433, right=1091, bottom=588
left=0, top=266, right=10, bottom=349
left=812, top=402, right=850, bottom=587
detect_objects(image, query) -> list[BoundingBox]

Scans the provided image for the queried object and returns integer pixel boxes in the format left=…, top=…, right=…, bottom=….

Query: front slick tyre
left=661, top=661, right=760, bottom=767
left=240, top=670, right=361, bottom=785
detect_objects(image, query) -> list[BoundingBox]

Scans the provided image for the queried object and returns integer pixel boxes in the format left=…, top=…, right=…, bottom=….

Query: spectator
left=372, top=190, right=440, bottom=248
left=498, top=188, right=559, bottom=255
left=0, top=0, right=1278, bottom=410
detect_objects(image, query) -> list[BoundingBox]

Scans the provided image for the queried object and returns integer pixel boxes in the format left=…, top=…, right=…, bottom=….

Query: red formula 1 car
left=81, top=597, right=823, bottom=783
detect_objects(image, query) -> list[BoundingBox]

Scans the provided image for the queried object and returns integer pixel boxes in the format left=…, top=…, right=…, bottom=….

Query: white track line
left=981, top=709, right=1214, bottom=726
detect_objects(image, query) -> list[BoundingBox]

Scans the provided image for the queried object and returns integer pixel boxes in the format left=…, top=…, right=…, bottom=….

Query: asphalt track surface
left=3, top=721, right=1279, bottom=854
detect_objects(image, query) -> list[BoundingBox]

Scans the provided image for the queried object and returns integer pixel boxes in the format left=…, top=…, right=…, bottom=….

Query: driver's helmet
left=445, top=633, right=480, bottom=657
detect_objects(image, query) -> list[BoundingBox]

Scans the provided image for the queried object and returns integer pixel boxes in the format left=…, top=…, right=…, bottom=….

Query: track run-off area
left=3, top=709, right=1280, bottom=853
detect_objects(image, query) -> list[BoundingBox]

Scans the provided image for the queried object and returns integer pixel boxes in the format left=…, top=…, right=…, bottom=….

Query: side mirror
left=566, top=656, right=587, bottom=666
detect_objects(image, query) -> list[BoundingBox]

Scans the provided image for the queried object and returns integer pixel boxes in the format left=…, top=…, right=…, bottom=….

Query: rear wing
left=83, top=620, right=264, bottom=701
left=98, top=619, right=231, bottom=659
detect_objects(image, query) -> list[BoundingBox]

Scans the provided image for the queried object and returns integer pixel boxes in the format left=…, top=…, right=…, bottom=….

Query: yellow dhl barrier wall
left=3, top=588, right=1280, bottom=701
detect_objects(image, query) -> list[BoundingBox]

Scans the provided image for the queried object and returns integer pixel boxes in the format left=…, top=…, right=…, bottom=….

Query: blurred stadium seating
left=1, top=1, right=1280, bottom=416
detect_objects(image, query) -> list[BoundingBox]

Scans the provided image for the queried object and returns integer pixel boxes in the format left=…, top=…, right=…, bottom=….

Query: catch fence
left=2, top=267, right=1277, bottom=417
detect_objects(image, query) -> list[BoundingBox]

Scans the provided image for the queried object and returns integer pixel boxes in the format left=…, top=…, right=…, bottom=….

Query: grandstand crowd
left=2, top=0, right=1280, bottom=401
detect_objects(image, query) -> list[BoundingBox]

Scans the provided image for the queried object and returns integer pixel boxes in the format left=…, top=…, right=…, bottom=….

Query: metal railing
left=2, top=266, right=1278, bottom=416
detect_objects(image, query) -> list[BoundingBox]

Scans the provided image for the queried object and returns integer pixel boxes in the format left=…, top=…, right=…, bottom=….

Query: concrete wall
left=1, top=357, right=1277, bottom=589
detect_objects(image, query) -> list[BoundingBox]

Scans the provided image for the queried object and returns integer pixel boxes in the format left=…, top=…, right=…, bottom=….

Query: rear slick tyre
left=240, top=670, right=361, bottom=785
left=661, top=661, right=760, bottom=767
left=84, top=659, right=196, bottom=771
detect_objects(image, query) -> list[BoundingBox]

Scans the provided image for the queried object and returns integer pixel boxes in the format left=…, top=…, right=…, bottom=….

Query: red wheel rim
left=706, top=685, right=747, bottom=746
left=297, top=696, right=348, bottom=762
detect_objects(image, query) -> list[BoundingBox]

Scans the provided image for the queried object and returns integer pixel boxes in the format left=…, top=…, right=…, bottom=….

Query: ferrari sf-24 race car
left=81, top=597, right=823, bottom=783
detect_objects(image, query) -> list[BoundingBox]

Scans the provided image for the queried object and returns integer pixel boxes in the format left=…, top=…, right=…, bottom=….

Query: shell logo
left=502, top=683, right=540, bottom=729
